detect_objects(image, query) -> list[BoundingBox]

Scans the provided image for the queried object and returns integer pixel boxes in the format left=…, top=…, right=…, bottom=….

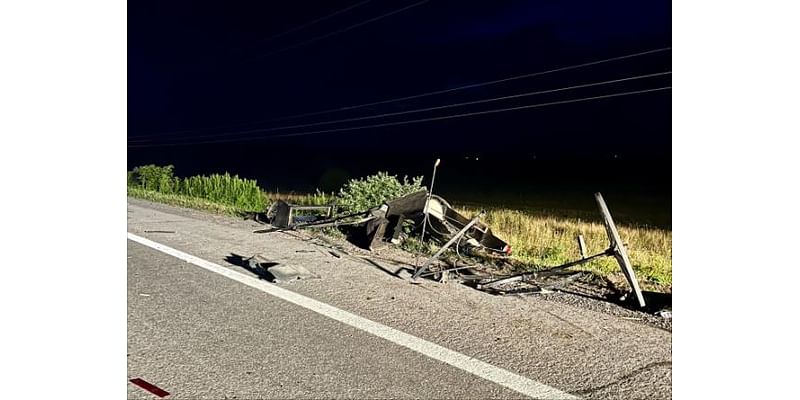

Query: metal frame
left=412, top=212, right=485, bottom=281
left=254, top=209, right=375, bottom=233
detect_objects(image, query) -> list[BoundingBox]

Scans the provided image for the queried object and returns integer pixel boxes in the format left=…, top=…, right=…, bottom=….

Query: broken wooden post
left=577, top=235, right=588, bottom=259
left=595, top=192, right=646, bottom=308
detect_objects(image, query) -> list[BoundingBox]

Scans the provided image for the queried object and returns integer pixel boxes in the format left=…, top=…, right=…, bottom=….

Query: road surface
left=127, top=198, right=671, bottom=399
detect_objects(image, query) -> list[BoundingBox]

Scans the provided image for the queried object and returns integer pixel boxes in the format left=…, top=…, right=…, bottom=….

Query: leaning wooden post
left=576, top=235, right=588, bottom=259
left=595, top=193, right=646, bottom=308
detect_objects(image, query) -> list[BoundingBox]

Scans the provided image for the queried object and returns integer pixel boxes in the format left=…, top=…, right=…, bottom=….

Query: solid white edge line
left=127, top=232, right=578, bottom=400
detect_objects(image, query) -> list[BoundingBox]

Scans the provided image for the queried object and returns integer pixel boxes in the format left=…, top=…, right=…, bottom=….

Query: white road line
left=127, top=232, right=578, bottom=400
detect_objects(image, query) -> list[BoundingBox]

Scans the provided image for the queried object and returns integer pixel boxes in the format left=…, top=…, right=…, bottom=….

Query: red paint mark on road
left=130, top=378, right=170, bottom=398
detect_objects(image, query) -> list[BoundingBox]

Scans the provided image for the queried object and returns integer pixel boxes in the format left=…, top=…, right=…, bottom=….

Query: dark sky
left=128, top=0, right=671, bottom=195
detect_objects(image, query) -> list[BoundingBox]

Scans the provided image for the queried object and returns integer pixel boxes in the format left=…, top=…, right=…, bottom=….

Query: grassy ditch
left=128, top=165, right=671, bottom=292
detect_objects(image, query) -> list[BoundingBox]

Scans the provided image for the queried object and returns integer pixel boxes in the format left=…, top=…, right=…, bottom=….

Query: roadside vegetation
left=336, top=171, right=425, bottom=213
left=128, top=165, right=267, bottom=211
left=128, top=165, right=671, bottom=291
left=456, top=206, right=671, bottom=290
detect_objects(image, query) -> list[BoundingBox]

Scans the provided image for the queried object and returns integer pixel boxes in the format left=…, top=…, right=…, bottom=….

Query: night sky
left=128, top=0, right=671, bottom=199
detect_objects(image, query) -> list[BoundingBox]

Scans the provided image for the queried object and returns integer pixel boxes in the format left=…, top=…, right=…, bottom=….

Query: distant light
left=613, top=154, right=619, bottom=159
left=474, top=157, right=479, bottom=161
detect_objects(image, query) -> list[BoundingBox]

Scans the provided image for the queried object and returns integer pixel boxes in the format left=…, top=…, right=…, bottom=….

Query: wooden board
left=595, top=193, right=646, bottom=308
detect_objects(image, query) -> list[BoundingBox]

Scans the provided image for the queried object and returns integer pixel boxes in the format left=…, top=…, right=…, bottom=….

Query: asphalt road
left=127, top=198, right=671, bottom=399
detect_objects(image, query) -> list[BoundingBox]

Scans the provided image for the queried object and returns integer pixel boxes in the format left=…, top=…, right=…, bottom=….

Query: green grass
left=127, top=187, right=241, bottom=215
left=179, top=173, right=267, bottom=211
left=128, top=165, right=268, bottom=211
left=455, top=206, right=672, bottom=291
left=265, top=190, right=336, bottom=206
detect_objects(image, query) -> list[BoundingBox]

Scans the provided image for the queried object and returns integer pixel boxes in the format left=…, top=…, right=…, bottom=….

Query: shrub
left=129, top=164, right=178, bottom=193
left=336, top=171, right=425, bottom=213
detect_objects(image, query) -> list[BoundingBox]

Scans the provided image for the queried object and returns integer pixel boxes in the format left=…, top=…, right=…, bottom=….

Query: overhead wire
left=257, top=0, right=429, bottom=59
left=260, top=47, right=671, bottom=121
left=128, top=47, right=670, bottom=139
left=255, top=0, right=373, bottom=44
left=129, top=71, right=671, bottom=143
left=128, top=86, right=671, bottom=148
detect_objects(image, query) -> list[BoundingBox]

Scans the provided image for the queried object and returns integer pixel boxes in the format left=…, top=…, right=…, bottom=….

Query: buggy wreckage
left=254, top=190, right=647, bottom=308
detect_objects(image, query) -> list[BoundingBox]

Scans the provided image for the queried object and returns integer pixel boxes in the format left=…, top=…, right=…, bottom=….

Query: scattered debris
left=258, top=190, right=511, bottom=256
left=255, top=190, right=648, bottom=309
left=471, top=193, right=647, bottom=308
left=412, top=211, right=486, bottom=281
left=246, top=254, right=319, bottom=283
left=267, top=201, right=335, bottom=229
left=656, top=309, right=672, bottom=319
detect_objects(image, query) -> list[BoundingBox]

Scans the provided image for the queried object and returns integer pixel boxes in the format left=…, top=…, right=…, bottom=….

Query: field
left=455, top=205, right=671, bottom=291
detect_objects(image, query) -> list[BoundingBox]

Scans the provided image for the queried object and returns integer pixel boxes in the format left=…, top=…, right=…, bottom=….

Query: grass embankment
left=127, top=186, right=242, bottom=215
left=127, top=165, right=671, bottom=292
left=127, top=165, right=335, bottom=214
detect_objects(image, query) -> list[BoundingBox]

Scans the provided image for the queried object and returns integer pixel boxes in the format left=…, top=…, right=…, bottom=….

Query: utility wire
left=129, top=71, right=670, bottom=143
left=261, top=47, right=670, bottom=120
left=256, top=0, right=373, bottom=44
left=129, top=46, right=671, bottom=139
left=258, top=0, right=429, bottom=59
left=129, top=86, right=671, bottom=148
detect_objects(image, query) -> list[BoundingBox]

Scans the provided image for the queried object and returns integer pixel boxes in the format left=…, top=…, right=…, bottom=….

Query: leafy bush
left=336, top=172, right=425, bottom=213
left=130, top=164, right=179, bottom=193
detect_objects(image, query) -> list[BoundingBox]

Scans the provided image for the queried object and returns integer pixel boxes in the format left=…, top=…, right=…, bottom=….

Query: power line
left=258, top=0, right=429, bottom=59
left=262, top=47, right=671, bottom=121
left=129, top=46, right=671, bottom=139
left=129, top=71, right=670, bottom=143
left=129, top=86, right=671, bottom=148
left=257, top=0, right=373, bottom=44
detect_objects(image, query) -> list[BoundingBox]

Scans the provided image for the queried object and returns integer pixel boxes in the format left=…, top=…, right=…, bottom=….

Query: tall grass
left=179, top=173, right=266, bottom=211
left=265, top=190, right=336, bottom=206
left=456, top=206, right=672, bottom=291
left=128, top=165, right=267, bottom=211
